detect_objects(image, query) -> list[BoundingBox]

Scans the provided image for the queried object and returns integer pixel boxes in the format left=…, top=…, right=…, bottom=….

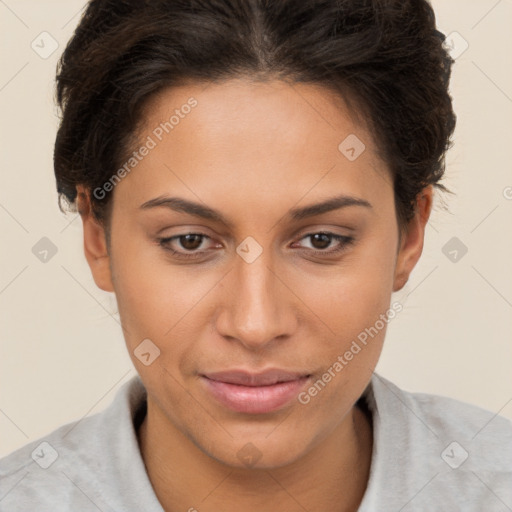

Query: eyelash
left=156, top=232, right=355, bottom=260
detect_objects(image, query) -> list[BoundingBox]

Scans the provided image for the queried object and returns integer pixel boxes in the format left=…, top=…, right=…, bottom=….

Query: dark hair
left=54, top=0, right=456, bottom=234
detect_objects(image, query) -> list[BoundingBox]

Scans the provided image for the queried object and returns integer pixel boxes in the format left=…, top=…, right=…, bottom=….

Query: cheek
left=114, top=265, right=211, bottom=337
left=110, top=234, right=239, bottom=384
left=297, top=268, right=394, bottom=416
left=305, top=233, right=397, bottom=336
left=109, top=232, right=203, bottom=348
left=295, top=229, right=398, bottom=391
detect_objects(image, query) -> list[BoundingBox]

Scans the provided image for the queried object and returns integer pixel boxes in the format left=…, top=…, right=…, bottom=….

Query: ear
left=393, top=186, right=433, bottom=292
left=76, top=185, right=115, bottom=292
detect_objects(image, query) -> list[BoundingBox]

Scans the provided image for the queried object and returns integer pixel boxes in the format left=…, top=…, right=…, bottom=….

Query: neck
left=137, top=398, right=372, bottom=512
left=138, top=396, right=373, bottom=512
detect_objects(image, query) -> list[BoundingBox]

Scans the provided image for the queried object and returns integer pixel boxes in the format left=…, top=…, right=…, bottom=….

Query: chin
left=195, top=427, right=316, bottom=471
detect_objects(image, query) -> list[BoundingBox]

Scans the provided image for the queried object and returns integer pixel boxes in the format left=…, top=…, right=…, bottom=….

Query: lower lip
left=201, top=376, right=310, bottom=414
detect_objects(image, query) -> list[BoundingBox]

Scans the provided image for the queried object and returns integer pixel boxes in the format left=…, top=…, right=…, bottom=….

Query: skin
left=76, top=78, right=432, bottom=512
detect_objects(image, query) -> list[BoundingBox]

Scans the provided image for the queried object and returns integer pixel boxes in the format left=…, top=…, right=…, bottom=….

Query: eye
left=292, top=232, right=355, bottom=256
left=157, top=233, right=218, bottom=260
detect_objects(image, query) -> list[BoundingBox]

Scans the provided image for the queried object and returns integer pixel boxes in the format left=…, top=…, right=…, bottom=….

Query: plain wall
left=1, top=0, right=511, bottom=457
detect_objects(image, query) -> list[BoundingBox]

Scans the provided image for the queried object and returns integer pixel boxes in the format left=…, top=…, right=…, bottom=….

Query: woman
left=1, top=0, right=511, bottom=510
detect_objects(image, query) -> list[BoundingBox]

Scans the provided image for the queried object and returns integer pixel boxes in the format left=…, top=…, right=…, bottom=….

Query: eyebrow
left=139, top=194, right=372, bottom=228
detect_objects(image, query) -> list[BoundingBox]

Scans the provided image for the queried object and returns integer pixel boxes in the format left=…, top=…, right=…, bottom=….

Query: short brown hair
left=54, top=0, right=456, bottom=232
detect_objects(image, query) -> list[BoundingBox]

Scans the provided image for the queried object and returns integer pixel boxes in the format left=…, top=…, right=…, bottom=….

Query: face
left=79, top=78, right=430, bottom=469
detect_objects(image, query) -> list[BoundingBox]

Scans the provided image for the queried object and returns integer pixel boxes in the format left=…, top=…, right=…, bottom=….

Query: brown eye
left=157, top=232, right=214, bottom=260
left=294, top=232, right=355, bottom=256
left=309, top=233, right=332, bottom=250
left=179, top=234, right=204, bottom=251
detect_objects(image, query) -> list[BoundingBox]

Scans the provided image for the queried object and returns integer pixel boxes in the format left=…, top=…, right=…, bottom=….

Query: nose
left=215, top=250, right=297, bottom=352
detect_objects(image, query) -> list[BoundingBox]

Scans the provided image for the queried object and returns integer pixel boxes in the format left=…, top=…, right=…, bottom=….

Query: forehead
left=114, top=78, right=391, bottom=214
left=138, top=78, right=372, bottom=152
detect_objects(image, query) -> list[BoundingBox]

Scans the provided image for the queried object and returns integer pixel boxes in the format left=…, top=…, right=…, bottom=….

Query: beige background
left=1, top=0, right=511, bottom=457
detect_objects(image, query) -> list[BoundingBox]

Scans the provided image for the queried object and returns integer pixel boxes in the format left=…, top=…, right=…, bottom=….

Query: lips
left=203, top=369, right=309, bottom=386
left=200, top=369, right=311, bottom=414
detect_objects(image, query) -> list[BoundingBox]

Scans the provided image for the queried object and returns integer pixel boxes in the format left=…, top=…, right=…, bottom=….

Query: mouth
left=200, top=369, right=312, bottom=414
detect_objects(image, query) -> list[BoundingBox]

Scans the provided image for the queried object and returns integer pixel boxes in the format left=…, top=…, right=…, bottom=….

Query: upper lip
left=202, top=369, right=311, bottom=387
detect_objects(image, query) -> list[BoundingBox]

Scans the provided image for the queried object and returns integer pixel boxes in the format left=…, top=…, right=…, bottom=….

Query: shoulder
left=0, top=375, right=155, bottom=512
left=376, top=375, right=512, bottom=459
left=377, top=374, right=512, bottom=432
left=0, top=411, right=109, bottom=511
left=358, top=374, right=512, bottom=511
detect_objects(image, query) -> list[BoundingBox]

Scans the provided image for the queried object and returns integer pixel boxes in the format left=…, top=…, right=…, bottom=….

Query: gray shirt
left=1, top=373, right=511, bottom=511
